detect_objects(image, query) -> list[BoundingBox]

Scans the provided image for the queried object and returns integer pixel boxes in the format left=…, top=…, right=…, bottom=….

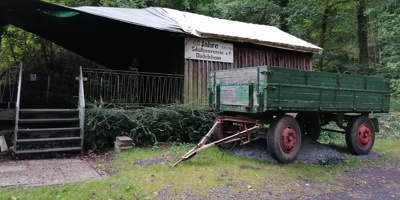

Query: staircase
left=13, top=64, right=85, bottom=154
left=14, top=109, right=82, bottom=154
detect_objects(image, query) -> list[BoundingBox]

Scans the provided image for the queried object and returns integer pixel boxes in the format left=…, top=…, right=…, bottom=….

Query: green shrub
left=371, top=112, right=400, bottom=140
left=84, top=104, right=217, bottom=150
left=318, top=123, right=346, bottom=146
left=390, top=97, right=400, bottom=112
left=318, top=111, right=400, bottom=145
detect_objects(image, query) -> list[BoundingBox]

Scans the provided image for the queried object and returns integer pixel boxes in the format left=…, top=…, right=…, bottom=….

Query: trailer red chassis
left=172, top=116, right=266, bottom=167
left=173, top=113, right=379, bottom=167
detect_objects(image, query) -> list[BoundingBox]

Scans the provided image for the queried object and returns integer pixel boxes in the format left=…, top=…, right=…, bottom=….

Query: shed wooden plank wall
left=184, top=43, right=313, bottom=104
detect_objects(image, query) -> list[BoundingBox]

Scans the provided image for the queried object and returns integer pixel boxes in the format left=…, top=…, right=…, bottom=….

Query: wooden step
left=16, top=137, right=82, bottom=143
left=14, top=147, right=82, bottom=154
left=18, top=127, right=80, bottom=133
left=19, top=118, right=79, bottom=123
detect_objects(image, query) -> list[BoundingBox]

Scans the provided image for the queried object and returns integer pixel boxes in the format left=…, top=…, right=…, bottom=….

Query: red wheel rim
left=357, top=123, right=372, bottom=148
left=280, top=125, right=297, bottom=154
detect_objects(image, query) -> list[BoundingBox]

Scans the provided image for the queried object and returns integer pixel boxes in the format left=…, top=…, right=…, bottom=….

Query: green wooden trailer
left=209, top=66, right=390, bottom=113
left=173, top=66, right=390, bottom=166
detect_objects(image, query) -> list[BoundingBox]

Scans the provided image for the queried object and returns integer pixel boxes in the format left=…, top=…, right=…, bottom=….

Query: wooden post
left=0, top=135, right=8, bottom=153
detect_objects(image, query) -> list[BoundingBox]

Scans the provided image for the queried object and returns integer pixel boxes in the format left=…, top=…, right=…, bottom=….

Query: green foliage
left=0, top=26, right=41, bottom=63
left=84, top=104, right=217, bottom=150
left=100, top=0, right=148, bottom=8
left=368, top=0, right=400, bottom=64
left=378, top=63, right=400, bottom=96
left=318, top=123, right=346, bottom=146
left=44, top=0, right=101, bottom=7
left=390, top=98, right=400, bottom=112
left=371, top=111, right=400, bottom=140
left=197, top=0, right=281, bottom=27
left=320, top=110, right=400, bottom=146
left=288, top=0, right=358, bottom=73
left=152, top=0, right=215, bottom=12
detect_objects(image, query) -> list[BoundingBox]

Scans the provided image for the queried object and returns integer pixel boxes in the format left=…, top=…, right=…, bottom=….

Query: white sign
left=30, top=74, right=37, bottom=81
left=185, top=38, right=234, bottom=63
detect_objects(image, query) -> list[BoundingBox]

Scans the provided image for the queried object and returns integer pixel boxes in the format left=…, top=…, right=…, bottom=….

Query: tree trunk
left=317, top=6, right=329, bottom=71
left=40, top=38, right=51, bottom=68
left=279, top=0, right=289, bottom=32
left=357, top=0, right=369, bottom=73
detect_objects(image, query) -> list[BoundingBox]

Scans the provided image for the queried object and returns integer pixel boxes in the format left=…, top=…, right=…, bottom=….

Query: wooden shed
left=164, top=8, right=322, bottom=104
left=1, top=1, right=322, bottom=105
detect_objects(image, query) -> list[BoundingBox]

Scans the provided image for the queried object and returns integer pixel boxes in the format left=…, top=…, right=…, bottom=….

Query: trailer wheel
left=267, top=115, right=302, bottom=163
left=346, top=116, right=375, bottom=155
left=296, top=113, right=321, bottom=141
left=211, top=121, right=238, bottom=149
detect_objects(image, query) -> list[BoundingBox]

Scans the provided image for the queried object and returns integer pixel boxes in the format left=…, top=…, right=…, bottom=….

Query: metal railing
left=0, top=61, right=20, bottom=108
left=78, top=66, right=85, bottom=154
left=14, top=62, right=23, bottom=153
left=83, top=68, right=184, bottom=105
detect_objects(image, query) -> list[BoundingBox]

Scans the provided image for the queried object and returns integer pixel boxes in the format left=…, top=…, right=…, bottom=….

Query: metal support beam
left=13, top=62, right=22, bottom=154
left=78, top=66, right=85, bottom=154
left=321, top=128, right=345, bottom=134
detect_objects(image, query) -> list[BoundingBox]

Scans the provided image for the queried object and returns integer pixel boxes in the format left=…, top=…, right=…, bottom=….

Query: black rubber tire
left=211, top=121, right=237, bottom=149
left=346, top=116, right=375, bottom=155
left=296, top=113, right=321, bottom=141
left=267, top=115, right=302, bottom=163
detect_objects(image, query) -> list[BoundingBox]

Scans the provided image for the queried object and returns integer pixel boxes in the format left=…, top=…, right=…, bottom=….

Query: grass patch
left=1, top=139, right=400, bottom=199
left=374, top=139, right=400, bottom=156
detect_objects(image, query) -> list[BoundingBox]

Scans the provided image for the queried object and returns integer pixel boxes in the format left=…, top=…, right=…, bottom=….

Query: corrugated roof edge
left=48, top=4, right=322, bottom=54
left=71, top=6, right=183, bottom=33
left=163, top=8, right=323, bottom=54
left=202, top=33, right=323, bottom=54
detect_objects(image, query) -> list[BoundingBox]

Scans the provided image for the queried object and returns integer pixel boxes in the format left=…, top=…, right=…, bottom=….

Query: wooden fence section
left=184, top=44, right=313, bottom=104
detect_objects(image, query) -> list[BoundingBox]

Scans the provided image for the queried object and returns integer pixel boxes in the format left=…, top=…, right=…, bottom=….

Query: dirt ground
left=2, top=155, right=398, bottom=199
left=131, top=140, right=400, bottom=200
left=152, top=164, right=400, bottom=200
left=152, top=141, right=400, bottom=199
left=1, top=144, right=399, bottom=199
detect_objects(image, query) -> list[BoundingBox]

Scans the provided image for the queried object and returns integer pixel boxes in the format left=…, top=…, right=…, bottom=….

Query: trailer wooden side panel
left=210, top=66, right=390, bottom=113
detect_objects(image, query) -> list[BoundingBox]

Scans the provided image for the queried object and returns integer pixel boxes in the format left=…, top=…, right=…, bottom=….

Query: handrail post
left=78, top=66, right=85, bottom=154
left=13, top=62, right=23, bottom=154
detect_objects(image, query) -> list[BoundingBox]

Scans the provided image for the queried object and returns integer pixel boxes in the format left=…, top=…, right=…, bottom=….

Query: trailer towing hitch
left=172, top=121, right=263, bottom=167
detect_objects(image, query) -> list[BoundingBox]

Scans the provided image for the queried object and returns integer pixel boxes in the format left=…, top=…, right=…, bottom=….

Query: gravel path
left=0, top=158, right=101, bottom=188
left=231, top=138, right=381, bottom=165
